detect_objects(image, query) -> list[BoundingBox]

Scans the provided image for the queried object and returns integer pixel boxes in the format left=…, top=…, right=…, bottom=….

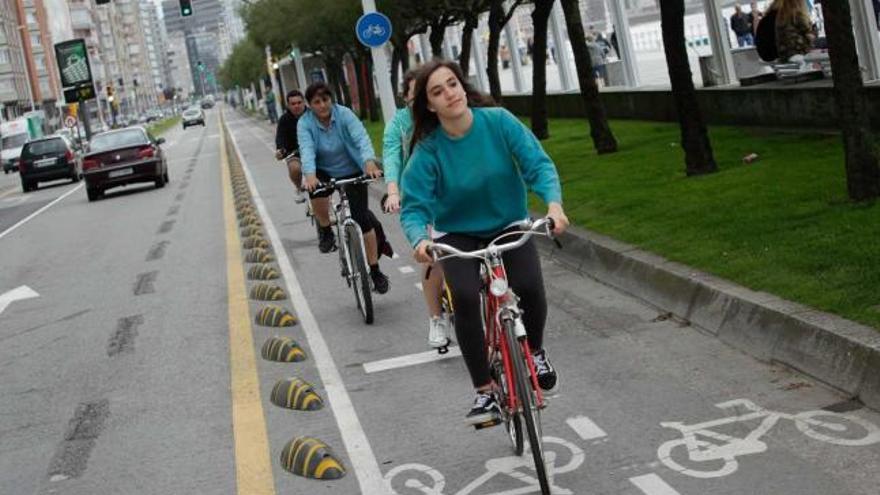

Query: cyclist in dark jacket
left=274, top=90, right=307, bottom=203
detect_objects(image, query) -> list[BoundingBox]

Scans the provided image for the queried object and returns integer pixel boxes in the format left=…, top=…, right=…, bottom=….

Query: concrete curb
left=535, top=224, right=880, bottom=410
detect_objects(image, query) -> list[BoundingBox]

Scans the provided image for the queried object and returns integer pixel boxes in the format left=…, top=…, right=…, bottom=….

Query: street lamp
left=16, top=24, right=36, bottom=112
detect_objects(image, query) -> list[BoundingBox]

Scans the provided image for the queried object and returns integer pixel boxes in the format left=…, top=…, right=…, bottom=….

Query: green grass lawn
left=365, top=118, right=880, bottom=330
left=147, top=116, right=181, bottom=136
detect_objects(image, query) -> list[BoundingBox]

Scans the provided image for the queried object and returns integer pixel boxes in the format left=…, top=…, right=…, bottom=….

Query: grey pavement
left=0, top=112, right=235, bottom=495
left=0, top=105, right=877, bottom=495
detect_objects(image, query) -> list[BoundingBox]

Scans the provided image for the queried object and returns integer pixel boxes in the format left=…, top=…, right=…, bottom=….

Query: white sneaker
left=428, top=316, right=448, bottom=348
left=294, top=189, right=307, bottom=204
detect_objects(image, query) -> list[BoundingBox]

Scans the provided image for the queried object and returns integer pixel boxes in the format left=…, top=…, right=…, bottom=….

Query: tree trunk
left=459, top=14, right=477, bottom=77
left=487, top=0, right=504, bottom=102
left=324, top=55, right=341, bottom=101
left=366, top=56, right=380, bottom=122
left=337, top=58, right=352, bottom=107
left=659, top=0, right=717, bottom=176
left=820, top=0, right=880, bottom=201
left=353, top=54, right=369, bottom=119
left=390, top=42, right=402, bottom=104
left=429, top=22, right=445, bottom=59
left=530, top=0, right=553, bottom=139
left=559, top=0, right=617, bottom=154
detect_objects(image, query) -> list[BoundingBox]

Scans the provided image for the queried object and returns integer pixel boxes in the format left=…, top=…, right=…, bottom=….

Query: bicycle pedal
left=473, top=417, right=502, bottom=430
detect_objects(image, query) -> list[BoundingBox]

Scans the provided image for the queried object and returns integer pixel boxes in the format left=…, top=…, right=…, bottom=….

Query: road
left=1, top=105, right=878, bottom=495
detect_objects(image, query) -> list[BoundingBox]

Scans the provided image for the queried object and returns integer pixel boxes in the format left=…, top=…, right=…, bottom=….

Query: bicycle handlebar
left=429, top=218, right=555, bottom=262
left=311, top=176, right=376, bottom=195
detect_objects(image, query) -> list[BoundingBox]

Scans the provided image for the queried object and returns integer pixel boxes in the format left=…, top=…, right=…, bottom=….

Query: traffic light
left=179, top=0, right=193, bottom=16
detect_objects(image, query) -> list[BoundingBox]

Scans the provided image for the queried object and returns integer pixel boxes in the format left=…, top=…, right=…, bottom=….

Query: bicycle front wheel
left=345, top=223, right=374, bottom=324
left=506, top=320, right=549, bottom=494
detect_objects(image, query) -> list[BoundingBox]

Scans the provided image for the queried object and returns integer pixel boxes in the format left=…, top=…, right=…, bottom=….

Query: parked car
left=18, top=136, right=81, bottom=192
left=182, top=107, right=205, bottom=129
left=82, top=127, right=168, bottom=201
left=200, top=95, right=215, bottom=109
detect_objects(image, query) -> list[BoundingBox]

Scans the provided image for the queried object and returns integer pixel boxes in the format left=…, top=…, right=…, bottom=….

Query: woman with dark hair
left=297, top=81, right=390, bottom=293
left=400, top=60, right=569, bottom=425
left=383, top=68, right=451, bottom=349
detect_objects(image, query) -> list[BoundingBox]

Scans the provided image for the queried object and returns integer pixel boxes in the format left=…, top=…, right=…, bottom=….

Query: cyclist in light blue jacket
left=298, top=82, right=389, bottom=293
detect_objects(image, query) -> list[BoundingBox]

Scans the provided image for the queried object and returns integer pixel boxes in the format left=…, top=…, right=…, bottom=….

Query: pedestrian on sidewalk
left=769, top=0, right=814, bottom=62
left=731, top=3, right=755, bottom=47
left=585, top=34, right=607, bottom=86
left=749, top=1, right=764, bottom=36
left=874, top=0, right=880, bottom=31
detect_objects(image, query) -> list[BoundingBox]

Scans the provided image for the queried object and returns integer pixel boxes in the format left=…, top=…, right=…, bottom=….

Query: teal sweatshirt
left=400, top=107, right=562, bottom=248
left=382, top=106, right=413, bottom=185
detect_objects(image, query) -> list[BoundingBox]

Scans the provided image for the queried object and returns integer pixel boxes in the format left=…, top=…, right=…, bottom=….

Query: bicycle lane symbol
left=656, top=398, right=880, bottom=479
left=384, top=436, right=585, bottom=495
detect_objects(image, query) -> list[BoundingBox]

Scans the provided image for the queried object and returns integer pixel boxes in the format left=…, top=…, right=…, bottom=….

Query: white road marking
left=226, top=113, right=389, bottom=494
left=0, top=183, right=83, bottom=241
left=566, top=416, right=608, bottom=440
left=0, top=285, right=39, bottom=316
left=363, top=346, right=462, bottom=374
left=629, top=474, right=681, bottom=495
left=398, top=265, right=415, bottom=274
left=415, top=282, right=423, bottom=291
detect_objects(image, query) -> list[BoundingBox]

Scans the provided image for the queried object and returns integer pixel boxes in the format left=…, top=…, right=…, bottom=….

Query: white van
left=2, top=117, right=43, bottom=173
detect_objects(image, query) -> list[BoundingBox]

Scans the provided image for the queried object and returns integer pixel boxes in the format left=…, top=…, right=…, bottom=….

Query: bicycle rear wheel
left=506, top=320, right=549, bottom=493
left=345, top=223, right=374, bottom=324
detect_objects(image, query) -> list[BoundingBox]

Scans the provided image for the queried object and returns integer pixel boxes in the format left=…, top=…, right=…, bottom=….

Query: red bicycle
left=429, top=218, right=556, bottom=495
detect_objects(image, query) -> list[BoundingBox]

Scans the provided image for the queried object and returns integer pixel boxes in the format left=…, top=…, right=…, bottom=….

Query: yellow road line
left=220, top=111, right=276, bottom=495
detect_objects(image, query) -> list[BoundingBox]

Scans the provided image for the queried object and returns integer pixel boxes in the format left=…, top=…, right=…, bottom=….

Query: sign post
left=54, top=39, right=95, bottom=140
left=355, top=6, right=396, bottom=123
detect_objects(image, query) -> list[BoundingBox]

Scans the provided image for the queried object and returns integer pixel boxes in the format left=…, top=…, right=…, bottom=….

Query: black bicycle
left=312, top=176, right=375, bottom=324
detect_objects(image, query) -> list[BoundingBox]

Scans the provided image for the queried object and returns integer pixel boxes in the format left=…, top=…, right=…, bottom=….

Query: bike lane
left=224, top=110, right=880, bottom=495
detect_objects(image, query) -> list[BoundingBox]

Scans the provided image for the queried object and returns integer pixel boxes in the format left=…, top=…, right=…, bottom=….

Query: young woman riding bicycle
left=297, top=82, right=390, bottom=293
left=383, top=69, right=451, bottom=350
left=400, top=60, right=569, bottom=425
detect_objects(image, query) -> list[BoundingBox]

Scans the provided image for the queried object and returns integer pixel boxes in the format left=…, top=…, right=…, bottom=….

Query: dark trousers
left=310, top=170, right=374, bottom=235
left=439, top=231, right=547, bottom=388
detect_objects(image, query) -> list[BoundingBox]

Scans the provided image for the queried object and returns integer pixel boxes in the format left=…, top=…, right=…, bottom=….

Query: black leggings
left=310, top=171, right=374, bottom=234
left=439, top=231, right=547, bottom=388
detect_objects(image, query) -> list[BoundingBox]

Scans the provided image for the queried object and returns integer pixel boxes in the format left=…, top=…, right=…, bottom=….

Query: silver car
left=182, top=107, right=205, bottom=129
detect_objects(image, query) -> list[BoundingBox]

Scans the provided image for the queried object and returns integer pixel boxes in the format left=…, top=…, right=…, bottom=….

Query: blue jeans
left=737, top=33, right=754, bottom=47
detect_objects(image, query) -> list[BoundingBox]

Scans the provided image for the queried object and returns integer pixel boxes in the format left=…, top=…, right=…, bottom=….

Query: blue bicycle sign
left=356, top=12, right=392, bottom=48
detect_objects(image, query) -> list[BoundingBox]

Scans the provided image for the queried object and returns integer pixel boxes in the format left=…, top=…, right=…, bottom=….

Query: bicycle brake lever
left=425, top=265, right=433, bottom=280
left=553, top=238, right=563, bottom=250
